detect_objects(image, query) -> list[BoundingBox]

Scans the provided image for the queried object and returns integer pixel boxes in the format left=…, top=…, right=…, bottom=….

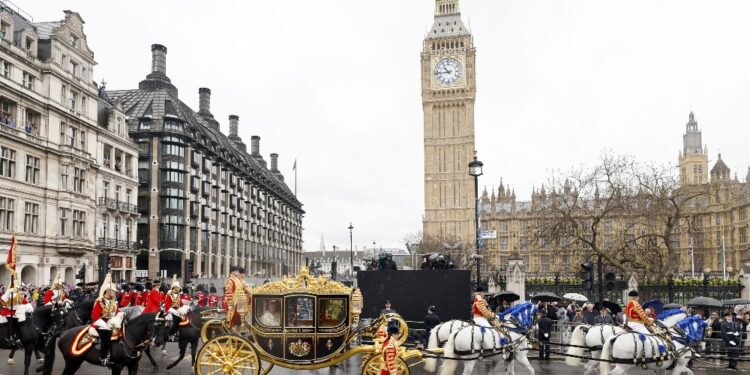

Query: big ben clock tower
left=422, top=0, right=477, bottom=247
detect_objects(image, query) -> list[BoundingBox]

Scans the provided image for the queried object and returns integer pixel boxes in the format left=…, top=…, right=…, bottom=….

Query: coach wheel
left=361, top=354, right=409, bottom=375
left=200, top=319, right=226, bottom=342
left=195, top=335, right=260, bottom=375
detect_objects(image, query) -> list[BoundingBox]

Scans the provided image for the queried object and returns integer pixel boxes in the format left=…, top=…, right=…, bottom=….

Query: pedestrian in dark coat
left=720, top=312, right=741, bottom=370
left=593, top=306, right=615, bottom=325
left=537, top=309, right=553, bottom=360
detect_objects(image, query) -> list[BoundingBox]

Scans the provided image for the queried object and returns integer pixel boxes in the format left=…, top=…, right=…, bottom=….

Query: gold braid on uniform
left=631, top=301, right=652, bottom=326
left=383, top=340, right=398, bottom=373
left=475, top=296, right=495, bottom=319
left=97, top=297, right=116, bottom=318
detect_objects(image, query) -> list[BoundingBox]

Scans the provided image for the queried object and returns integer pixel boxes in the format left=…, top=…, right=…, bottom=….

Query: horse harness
left=451, top=323, right=526, bottom=362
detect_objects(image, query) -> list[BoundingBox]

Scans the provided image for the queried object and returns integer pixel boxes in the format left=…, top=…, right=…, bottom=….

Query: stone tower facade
left=421, top=0, right=477, bottom=247
left=679, top=111, right=709, bottom=185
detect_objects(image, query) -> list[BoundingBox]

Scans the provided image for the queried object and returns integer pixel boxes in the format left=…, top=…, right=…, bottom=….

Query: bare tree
left=533, top=153, right=709, bottom=281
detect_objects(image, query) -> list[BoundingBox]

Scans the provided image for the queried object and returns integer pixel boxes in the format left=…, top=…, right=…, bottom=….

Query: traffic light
left=605, top=272, right=616, bottom=291
left=580, top=261, right=594, bottom=290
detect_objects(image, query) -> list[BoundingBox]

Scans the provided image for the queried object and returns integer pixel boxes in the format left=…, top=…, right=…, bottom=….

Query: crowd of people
left=0, top=112, right=38, bottom=136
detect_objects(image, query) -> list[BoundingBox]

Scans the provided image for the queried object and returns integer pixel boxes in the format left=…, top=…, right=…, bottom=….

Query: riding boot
left=97, top=329, right=112, bottom=366
left=168, top=316, right=181, bottom=340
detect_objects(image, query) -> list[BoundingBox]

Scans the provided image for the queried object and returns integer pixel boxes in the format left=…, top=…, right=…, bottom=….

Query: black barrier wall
left=356, top=270, right=471, bottom=322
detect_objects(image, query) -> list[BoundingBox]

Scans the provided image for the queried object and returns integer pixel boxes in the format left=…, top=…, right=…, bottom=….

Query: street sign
left=480, top=230, right=496, bottom=239
left=134, top=270, right=148, bottom=278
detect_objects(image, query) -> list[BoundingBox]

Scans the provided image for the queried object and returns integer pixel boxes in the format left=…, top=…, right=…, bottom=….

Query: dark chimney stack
left=270, top=153, right=279, bottom=171
left=251, top=136, right=260, bottom=156
left=228, top=115, right=239, bottom=138
left=151, top=44, right=167, bottom=76
left=199, top=88, right=211, bottom=114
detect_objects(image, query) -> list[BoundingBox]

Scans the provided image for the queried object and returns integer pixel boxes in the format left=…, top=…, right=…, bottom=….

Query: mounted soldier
left=91, top=273, right=124, bottom=366
left=225, top=265, right=252, bottom=332
left=0, top=278, right=30, bottom=348
left=43, top=271, right=68, bottom=307
left=624, top=290, right=653, bottom=334
left=165, top=275, right=183, bottom=339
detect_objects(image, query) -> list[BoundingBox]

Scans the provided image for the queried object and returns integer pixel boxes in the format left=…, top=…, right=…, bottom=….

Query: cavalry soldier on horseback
left=380, top=323, right=400, bottom=375
left=625, top=290, right=653, bottom=334
left=225, top=265, right=252, bottom=332
left=91, top=273, right=123, bottom=366
left=472, top=286, right=497, bottom=327
left=165, top=275, right=183, bottom=339
left=1, top=278, right=29, bottom=348
left=43, top=271, right=68, bottom=306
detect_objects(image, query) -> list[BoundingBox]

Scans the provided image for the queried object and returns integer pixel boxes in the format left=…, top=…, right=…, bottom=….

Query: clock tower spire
left=421, top=1, right=477, bottom=248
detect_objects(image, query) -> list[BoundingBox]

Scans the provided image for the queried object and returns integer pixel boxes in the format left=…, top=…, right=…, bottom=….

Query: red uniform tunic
left=129, top=290, right=138, bottom=305
left=380, top=338, right=398, bottom=375
left=164, top=292, right=182, bottom=310
left=196, top=292, right=206, bottom=307
left=91, top=297, right=119, bottom=322
left=119, top=292, right=131, bottom=308
left=43, top=289, right=67, bottom=305
left=207, top=294, right=219, bottom=307
left=143, top=289, right=163, bottom=313
left=221, top=296, right=228, bottom=311
left=135, top=291, right=144, bottom=306
left=625, top=300, right=652, bottom=326
left=472, top=295, right=493, bottom=318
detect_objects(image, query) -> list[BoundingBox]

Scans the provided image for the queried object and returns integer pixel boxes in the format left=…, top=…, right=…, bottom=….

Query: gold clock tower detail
left=422, top=0, right=477, bottom=247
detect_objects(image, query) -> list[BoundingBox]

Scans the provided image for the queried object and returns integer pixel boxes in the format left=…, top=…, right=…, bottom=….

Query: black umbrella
left=493, top=291, right=520, bottom=303
left=723, top=298, right=750, bottom=307
left=642, top=299, right=664, bottom=315
left=686, top=296, right=722, bottom=308
left=664, top=303, right=682, bottom=310
left=595, top=301, right=622, bottom=315
left=530, top=292, right=562, bottom=303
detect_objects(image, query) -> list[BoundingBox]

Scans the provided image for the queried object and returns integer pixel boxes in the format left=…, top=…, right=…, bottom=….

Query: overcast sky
left=19, top=0, right=750, bottom=251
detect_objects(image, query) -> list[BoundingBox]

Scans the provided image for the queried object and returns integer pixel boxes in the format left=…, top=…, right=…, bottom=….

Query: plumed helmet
left=171, top=274, right=180, bottom=290
left=99, top=273, right=116, bottom=299
left=628, top=290, right=639, bottom=297
left=51, top=271, right=62, bottom=288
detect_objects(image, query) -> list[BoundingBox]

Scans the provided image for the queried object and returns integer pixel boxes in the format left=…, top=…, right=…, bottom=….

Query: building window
left=499, top=236, right=508, bottom=250
left=161, top=170, right=185, bottom=184
left=115, top=185, right=121, bottom=202
left=0, top=146, right=16, bottom=178
left=23, top=202, right=39, bottom=234
left=0, top=197, right=14, bottom=231
left=25, top=155, right=40, bottom=185
left=114, top=216, right=121, bottom=241
left=69, top=34, right=78, bottom=47
left=73, top=210, right=85, bottom=238
left=73, top=167, right=86, bottom=193
left=22, top=71, right=34, bottom=89
left=60, top=208, right=68, bottom=236
left=69, top=60, right=77, bottom=76
left=60, top=165, right=69, bottom=190
left=125, top=189, right=132, bottom=205
left=70, top=91, right=77, bottom=110
left=162, top=143, right=185, bottom=157
left=101, top=214, right=109, bottom=238
left=116, top=116, right=122, bottom=135
left=126, top=218, right=132, bottom=241
left=102, top=181, right=109, bottom=199
left=0, top=59, right=10, bottom=77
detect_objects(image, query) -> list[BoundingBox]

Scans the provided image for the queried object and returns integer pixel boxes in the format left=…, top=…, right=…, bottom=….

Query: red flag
left=5, top=233, right=16, bottom=272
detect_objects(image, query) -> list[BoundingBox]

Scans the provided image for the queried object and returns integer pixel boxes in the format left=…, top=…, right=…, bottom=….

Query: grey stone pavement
left=0, top=342, right=745, bottom=374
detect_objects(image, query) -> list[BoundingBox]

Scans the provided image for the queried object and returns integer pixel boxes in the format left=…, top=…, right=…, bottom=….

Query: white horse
left=599, top=312, right=707, bottom=375
left=424, top=320, right=472, bottom=372
left=566, top=324, right=627, bottom=375
left=437, top=303, right=538, bottom=375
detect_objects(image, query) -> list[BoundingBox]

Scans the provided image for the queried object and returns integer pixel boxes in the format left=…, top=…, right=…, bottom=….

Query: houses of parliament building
left=421, top=1, right=749, bottom=278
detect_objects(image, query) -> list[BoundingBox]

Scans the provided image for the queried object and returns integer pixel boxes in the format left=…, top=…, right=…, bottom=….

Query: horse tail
left=565, top=325, right=587, bottom=366
left=599, top=336, right=615, bottom=375
left=437, top=331, right=459, bottom=375
left=424, top=325, right=441, bottom=372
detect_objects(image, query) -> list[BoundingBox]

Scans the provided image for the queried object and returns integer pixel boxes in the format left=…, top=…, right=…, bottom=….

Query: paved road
left=0, top=343, right=746, bottom=374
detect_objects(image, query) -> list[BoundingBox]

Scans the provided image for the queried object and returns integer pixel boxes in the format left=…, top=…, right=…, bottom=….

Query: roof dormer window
left=69, top=34, right=78, bottom=48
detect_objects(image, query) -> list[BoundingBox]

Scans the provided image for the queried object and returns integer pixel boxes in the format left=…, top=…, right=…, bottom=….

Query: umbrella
left=664, top=303, right=682, bottom=310
left=493, top=291, right=520, bottom=303
left=723, top=298, right=750, bottom=307
left=686, top=296, right=722, bottom=308
left=563, top=293, right=588, bottom=302
left=530, top=292, right=562, bottom=303
left=595, top=301, right=622, bottom=315
left=642, top=299, right=664, bottom=315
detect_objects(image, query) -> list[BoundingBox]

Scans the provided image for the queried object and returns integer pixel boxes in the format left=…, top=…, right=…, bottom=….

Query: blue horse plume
left=500, top=302, right=538, bottom=328
left=676, top=316, right=708, bottom=343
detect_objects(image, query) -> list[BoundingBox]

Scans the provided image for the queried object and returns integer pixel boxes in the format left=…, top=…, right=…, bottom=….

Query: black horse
left=63, top=299, right=95, bottom=329
left=58, top=312, right=159, bottom=375
left=154, top=306, right=209, bottom=369
left=0, top=304, right=66, bottom=375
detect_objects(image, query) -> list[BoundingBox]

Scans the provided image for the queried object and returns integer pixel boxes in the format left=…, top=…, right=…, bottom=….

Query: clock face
left=434, top=58, right=463, bottom=86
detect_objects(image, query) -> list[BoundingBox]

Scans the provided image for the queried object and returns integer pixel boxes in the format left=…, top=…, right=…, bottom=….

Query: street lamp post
left=468, top=151, right=484, bottom=289
left=348, top=222, right=354, bottom=278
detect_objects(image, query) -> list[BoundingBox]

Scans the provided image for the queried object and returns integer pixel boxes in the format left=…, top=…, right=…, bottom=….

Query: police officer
left=720, top=312, right=741, bottom=370
left=537, top=309, right=553, bottom=360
